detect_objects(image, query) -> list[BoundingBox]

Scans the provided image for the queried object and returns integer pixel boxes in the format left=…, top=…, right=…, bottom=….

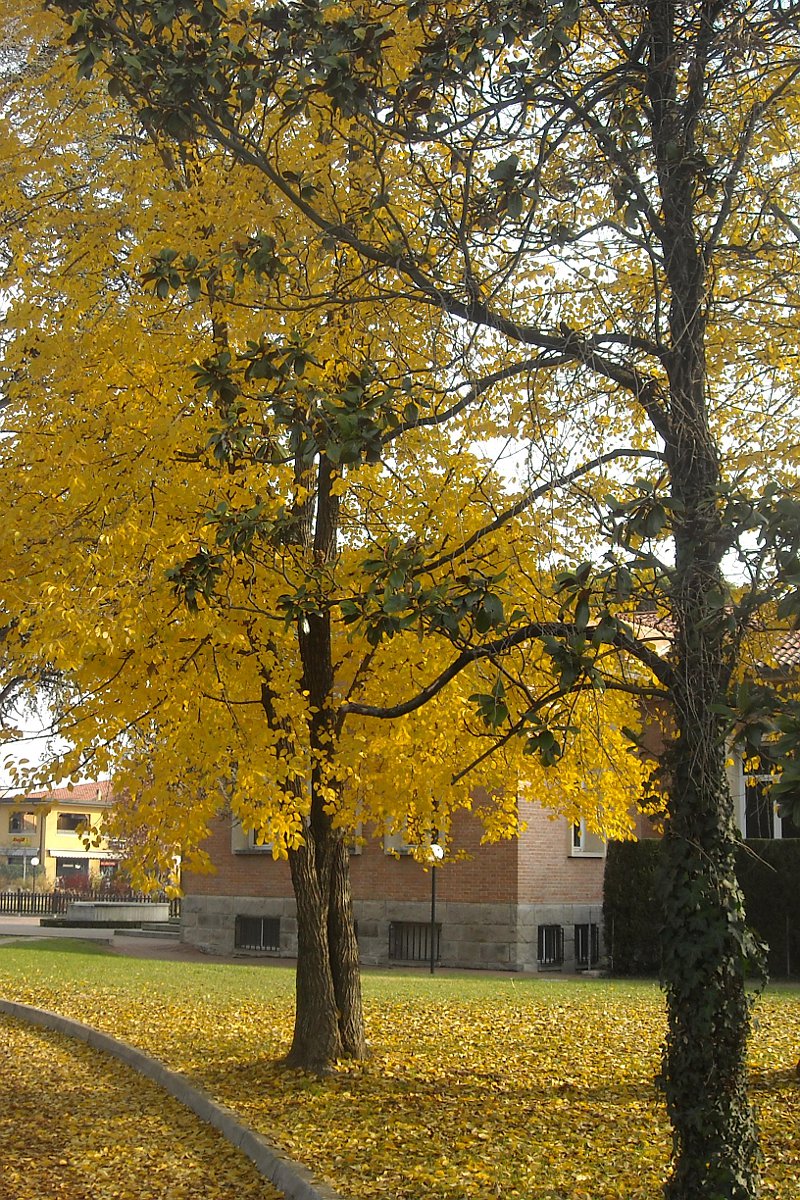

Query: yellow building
left=0, top=780, right=119, bottom=889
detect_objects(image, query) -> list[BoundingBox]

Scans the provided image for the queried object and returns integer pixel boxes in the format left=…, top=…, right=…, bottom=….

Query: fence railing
left=0, top=889, right=181, bottom=919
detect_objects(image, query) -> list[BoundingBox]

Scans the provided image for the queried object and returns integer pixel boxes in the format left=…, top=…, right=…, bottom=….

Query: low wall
left=65, top=901, right=170, bottom=924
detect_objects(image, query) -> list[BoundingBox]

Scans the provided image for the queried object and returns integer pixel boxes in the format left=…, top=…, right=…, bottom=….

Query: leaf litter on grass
left=0, top=1015, right=280, bottom=1200
left=0, top=947, right=798, bottom=1199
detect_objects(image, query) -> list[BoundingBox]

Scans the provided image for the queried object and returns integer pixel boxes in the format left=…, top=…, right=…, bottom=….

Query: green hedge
left=603, top=839, right=663, bottom=975
left=603, top=838, right=800, bottom=978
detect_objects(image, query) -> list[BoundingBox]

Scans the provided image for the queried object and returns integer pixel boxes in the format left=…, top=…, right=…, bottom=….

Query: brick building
left=180, top=743, right=785, bottom=972
left=181, top=794, right=621, bottom=973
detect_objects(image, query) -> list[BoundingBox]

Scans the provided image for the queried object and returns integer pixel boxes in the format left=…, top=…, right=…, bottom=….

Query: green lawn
left=1, top=941, right=798, bottom=1199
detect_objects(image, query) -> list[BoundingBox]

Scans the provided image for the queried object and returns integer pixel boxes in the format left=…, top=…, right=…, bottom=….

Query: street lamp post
left=30, top=856, right=40, bottom=895
left=429, top=842, right=444, bottom=975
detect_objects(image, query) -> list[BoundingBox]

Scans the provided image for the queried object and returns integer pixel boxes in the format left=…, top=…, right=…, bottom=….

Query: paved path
left=0, top=914, right=257, bottom=964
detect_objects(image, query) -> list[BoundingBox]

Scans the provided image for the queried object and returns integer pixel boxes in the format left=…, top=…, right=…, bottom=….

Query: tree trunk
left=264, top=448, right=365, bottom=1073
left=285, top=811, right=365, bottom=1070
left=658, top=314, right=762, bottom=1200
left=328, top=833, right=366, bottom=1058
left=283, top=449, right=366, bottom=1071
left=644, top=5, right=762, bottom=1191
left=286, top=836, right=343, bottom=1071
left=661, top=670, right=760, bottom=1199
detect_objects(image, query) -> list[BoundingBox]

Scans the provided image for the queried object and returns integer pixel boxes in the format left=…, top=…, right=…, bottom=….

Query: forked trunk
left=285, top=838, right=342, bottom=1071
left=285, top=801, right=365, bottom=1072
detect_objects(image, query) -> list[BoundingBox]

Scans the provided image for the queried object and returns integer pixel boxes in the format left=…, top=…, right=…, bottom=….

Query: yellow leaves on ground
left=0, top=1014, right=279, bottom=1200
left=1, top=948, right=799, bottom=1199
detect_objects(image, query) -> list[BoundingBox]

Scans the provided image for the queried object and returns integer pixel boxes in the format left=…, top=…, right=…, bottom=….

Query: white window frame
left=731, top=751, right=797, bottom=841
left=383, top=822, right=446, bottom=858
left=569, top=819, right=606, bottom=858
left=231, top=817, right=273, bottom=855
left=346, top=822, right=363, bottom=855
left=383, top=828, right=415, bottom=856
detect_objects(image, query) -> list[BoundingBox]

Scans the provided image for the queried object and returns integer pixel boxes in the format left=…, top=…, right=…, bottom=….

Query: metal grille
left=575, top=922, right=600, bottom=969
left=234, top=915, right=281, bottom=951
left=0, top=889, right=178, bottom=917
left=537, top=923, right=564, bottom=968
left=388, top=920, right=441, bottom=963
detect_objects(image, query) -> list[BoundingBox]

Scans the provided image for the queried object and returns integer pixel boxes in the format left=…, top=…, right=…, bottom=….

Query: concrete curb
left=0, top=998, right=346, bottom=1200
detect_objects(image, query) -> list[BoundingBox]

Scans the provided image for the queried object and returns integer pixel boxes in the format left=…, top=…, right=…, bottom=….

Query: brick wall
left=516, top=800, right=605, bottom=906
left=182, top=796, right=608, bottom=909
left=184, top=818, right=292, bottom=898
left=182, top=801, right=520, bottom=904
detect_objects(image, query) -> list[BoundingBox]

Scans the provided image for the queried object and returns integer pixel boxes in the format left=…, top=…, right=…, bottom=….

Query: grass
left=0, top=940, right=798, bottom=1199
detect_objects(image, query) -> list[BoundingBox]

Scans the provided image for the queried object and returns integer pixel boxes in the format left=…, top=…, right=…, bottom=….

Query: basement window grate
left=235, top=915, right=281, bottom=952
left=388, top=920, right=440, bottom=963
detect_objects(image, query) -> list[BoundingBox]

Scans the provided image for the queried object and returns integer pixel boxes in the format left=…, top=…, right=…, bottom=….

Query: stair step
left=119, top=924, right=181, bottom=938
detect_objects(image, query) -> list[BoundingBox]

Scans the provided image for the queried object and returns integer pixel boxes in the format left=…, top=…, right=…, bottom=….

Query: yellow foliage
left=0, top=1, right=650, bottom=885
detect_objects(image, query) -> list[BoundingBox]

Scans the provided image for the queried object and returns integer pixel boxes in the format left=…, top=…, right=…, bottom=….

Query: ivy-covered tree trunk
left=652, top=1, right=760, bottom=1186
left=662, top=497, right=759, bottom=1196
left=661, top=744, right=759, bottom=1199
left=648, top=4, right=761, bottom=1191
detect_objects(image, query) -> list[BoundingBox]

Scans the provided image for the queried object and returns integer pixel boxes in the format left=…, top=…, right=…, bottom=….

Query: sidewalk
left=0, top=913, right=283, bottom=964
left=0, top=914, right=115, bottom=942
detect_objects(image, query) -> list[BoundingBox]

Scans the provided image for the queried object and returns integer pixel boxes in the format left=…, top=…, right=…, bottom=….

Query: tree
left=0, top=0, right=644, bottom=1073
left=39, top=3, right=800, bottom=1196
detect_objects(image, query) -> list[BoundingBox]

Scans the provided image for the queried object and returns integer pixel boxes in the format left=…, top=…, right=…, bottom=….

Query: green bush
left=603, top=839, right=663, bottom=975
left=734, top=840, right=800, bottom=979
left=603, top=837, right=800, bottom=978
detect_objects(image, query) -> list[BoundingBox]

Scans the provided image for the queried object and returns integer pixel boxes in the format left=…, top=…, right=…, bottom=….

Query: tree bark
left=645, top=4, right=761, bottom=1193
left=328, top=833, right=366, bottom=1058
left=284, top=780, right=365, bottom=1070
left=286, top=835, right=343, bottom=1071
left=283, top=454, right=366, bottom=1072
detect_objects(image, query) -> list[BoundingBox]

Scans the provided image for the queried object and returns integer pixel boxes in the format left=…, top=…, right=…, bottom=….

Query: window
left=383, top=829, right=414, bottom=856
left=57, top=813, right=89, bottom=833
left=384, top=820, right=445, bottom=857
left=537, top=924, right=564, bottom=968
left=55, top=859, right=88, bottom=882
left=575, top=923, right=601, bottom=970
left=745, top=771, right=800, bottom=839
left=234, top=915, right=281, bottom=951
left=9, top=812, right=37, bottom=834
left=570, top=820, right=606, bottom=857
left=388, top=920, right=441, bottom=963
left=231, top=818, right=273, bottom=855
left=346, top=823, right=363, bottom=855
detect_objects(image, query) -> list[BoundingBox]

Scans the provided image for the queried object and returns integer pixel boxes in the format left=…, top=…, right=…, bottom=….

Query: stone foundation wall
left=182, top=895, right=606, bottom=972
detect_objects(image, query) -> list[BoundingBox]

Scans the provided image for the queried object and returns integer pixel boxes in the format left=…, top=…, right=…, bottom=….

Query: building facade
left=181, top=794, right=614, bottom=973
left=0, top=780, right=119, bottom=888
left=180, top=751, right=787, bottom=972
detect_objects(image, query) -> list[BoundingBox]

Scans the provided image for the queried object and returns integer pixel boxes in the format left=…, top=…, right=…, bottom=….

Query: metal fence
left=388, top=919, right=441, bottom=963
left=0, top=889, right=181, bottom=919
